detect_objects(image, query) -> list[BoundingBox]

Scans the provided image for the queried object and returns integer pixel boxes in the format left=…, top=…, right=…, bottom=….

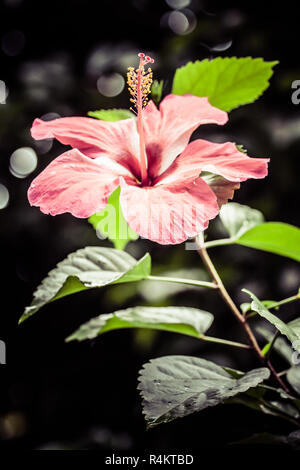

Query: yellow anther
left=127, top=55, right=153, bottom=111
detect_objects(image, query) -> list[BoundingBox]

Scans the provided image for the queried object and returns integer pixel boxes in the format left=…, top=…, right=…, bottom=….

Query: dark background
left=0, top=0, right=300, bottom=451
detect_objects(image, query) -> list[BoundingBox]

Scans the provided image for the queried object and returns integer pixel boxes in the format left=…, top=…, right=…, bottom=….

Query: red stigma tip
left=145, top=56, right=151, bottom=61
left=138, top=52, right=145, bottom=58
left=150, top=58, right=154, bottom=63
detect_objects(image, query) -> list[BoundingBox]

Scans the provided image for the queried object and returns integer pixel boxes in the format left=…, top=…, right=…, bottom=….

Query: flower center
left=127, top=53, right=154, bottom=186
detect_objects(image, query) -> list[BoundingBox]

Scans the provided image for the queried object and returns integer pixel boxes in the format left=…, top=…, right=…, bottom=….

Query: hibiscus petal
left=28, top=149, right=134, bottom=218
left=119, top=177, right=219, bottom=245
left=156, top=139, right=269, bottom=185
left=31, top=116, right=141, bottom=177
left=143, top=95, right=228, bottom=179
left=201, top=172, right=240, bottom=208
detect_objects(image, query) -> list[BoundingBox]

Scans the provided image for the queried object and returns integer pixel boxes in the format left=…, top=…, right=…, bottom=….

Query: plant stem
left=147, top=275, right=217, bottom=289
left=204, top=237, right=235, bottom=249
left=264, top=331, right=280, bottom=360
left=266, top=360, right=291, bottom=393
left=268, top=293, right=300, bottom=309
left=200, top=335, right=251, bottom=349
left=194, top=236, right=291, bottom=394
left=278, top=369, right=289, bottom=377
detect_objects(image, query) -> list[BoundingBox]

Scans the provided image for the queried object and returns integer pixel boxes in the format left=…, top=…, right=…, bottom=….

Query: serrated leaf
left=287, top=367, right=300, bottom=395
left=88, top=187, right=138, bottom=250
left=237, top=222, right=300, bottom=262
left=220, top=202, right=264, bottom=238
left=88, top=109, right=135, bottom=122
left=66, top=306, right=214, bottom=342
left=19, top=247, right=151, bottom=323
left=138, top=355, right=270, bottom=428
left=172, top=57, right=278, bottom=112
left=243, top=289, right=300, bottom=344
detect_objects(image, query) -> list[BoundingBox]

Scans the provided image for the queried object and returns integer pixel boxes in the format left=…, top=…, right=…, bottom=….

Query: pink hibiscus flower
left=28, top=53, right=269, bottom=244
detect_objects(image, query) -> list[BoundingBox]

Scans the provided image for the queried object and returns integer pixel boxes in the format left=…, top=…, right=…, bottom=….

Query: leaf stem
left=246, top=292, right=300, bottom=319
left=147, top=275, right=217, bottom=289
left=268, top=293, right=300, bottom=309
left=204, top=237, right=235, bottom=249
left=200, top=335, right=251, bottom=349
left=264, top=331, right=280, bottom=360
left=194, top=235, right=292, bottom=394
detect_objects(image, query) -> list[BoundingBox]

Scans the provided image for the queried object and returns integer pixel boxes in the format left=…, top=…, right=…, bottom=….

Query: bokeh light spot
left=40, top=112, right=61, bottom=121
left=0, top=184, right=9, bottom=209
left=168, top=11, right=189, bottom=34
left=165, top=0, right=190, bottom=9
left=97, top=73, right=125, bottom=97
left=0, top=80, right=8, bottom=104
left=9, top=147, right=37, bottom=179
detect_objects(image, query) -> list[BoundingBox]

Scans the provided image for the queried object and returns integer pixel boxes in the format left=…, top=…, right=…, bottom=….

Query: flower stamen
left=127, top=52, right=154, bottom=185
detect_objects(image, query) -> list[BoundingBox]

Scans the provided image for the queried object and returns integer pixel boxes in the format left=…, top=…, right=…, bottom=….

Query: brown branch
left=195, top=237, right=292, bottom=395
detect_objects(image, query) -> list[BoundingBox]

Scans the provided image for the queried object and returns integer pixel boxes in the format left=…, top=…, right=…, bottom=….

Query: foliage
left=21, top=54, right=300, bottom=439
left=172, top=57, right=278, bottom=111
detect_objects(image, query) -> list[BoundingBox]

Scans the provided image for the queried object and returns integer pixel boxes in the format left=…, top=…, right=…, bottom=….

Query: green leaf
left=243, top=289, right=300, bottom=344
left=88, top=109, right=135, bottom=122
left=66, top=306, right=214, bottom=342
left=287, top=367, right=300, bottom=395
left=220, top=202, right=264, bottom=238
left=269, top=400, right=300, bottom=419
left=172, top=57, right=278, bottom=112
left=241, top=300, right=276, bottom=315
left=288, top=317, right=300, bottom=338
left=88, top=187, right=138, bottom=250
left=237, top=223, right=300, bottom=262
left=256, top=325, right=294, bottom=364
left=151, top=80, right=164, bottom=104
left=138, top=355, right=270, bottom=428
left=19, top=247, right=151, bottom=323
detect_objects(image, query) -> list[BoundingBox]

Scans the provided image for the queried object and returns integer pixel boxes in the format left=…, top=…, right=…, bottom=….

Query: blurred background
left=0, top=0, right=300, bottom=451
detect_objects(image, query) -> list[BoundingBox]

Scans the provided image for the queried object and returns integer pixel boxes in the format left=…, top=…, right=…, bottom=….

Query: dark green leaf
left=268, top=400, right=300, bottom=419
left=243, top=289, right=300, bottom=343
left=66, top=306, right=214, bottom=342
left=256, top=325, right=294, bottom=364
left=172, top=57, right=278, bottom=112
left=88, top=109, right=134, bottom=122
left=287, top=367, right=300, bottom=395
left=88, top=187, right=138, bottom=250
left=288, top=317, right=300, bottom=338
left=138, top=355, right=269, bottom=428
left=19, top=247, right=151, bottom=323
